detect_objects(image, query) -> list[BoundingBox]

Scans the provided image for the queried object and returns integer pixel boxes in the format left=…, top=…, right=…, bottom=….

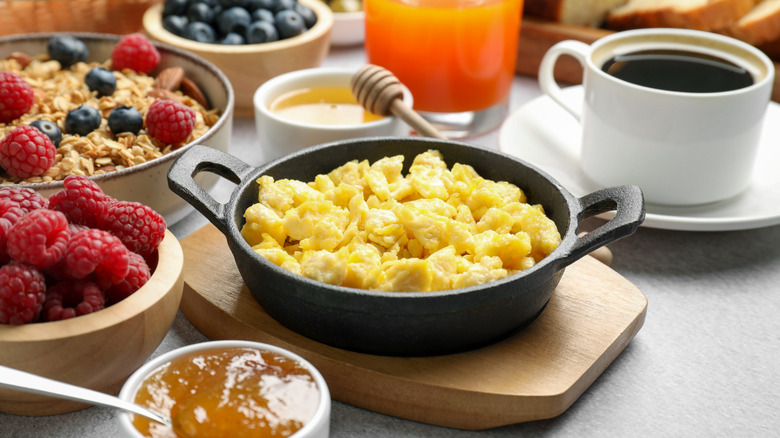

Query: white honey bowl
left=253, top=67, right=413, bottom=164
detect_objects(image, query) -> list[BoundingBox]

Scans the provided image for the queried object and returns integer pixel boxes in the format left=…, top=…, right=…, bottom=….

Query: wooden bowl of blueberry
left=143, top=0, right=334, bottom=117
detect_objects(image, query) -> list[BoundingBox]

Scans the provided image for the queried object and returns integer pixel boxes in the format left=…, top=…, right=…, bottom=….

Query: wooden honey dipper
left=351, top=64, right=447, bottom=140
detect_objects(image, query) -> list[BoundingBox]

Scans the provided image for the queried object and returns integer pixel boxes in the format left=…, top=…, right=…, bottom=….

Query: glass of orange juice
left=364, top=0, right=523, bottom=138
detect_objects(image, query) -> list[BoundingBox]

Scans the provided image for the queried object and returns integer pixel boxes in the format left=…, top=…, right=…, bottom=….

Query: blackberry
left=85, top=67, right=117, bottom=97
left=246, top=20, right=279, bottom=44
left=29, top=120, right=62, bottom=147
left=47, top=35, right=89, bottom=68
left=64, top=105, right=102, bottom=136
left=275, top=9, right=306, bottom=39
left=108, top=106, right=143, bottom=135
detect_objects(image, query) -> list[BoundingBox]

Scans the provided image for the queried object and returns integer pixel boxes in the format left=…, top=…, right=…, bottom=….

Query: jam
left=132, top=347, right=320, bottom=438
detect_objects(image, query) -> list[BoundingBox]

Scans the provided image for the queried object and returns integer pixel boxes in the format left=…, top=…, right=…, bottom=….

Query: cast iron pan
left=168, top=137, right=645, bottom=356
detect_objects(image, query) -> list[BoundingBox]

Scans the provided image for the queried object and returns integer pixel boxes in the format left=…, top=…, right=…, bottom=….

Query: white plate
left=330, top=11, right=365, bottom=47
left=498, top=86, right=780, bottom=231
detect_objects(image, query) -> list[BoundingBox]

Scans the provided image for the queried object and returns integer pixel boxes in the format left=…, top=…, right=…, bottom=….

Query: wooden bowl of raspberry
left=0, top=179, right=184, bottom=416
left=143, top=0, right=333, bottom=117
left=0, top=32, right=234, bottom=225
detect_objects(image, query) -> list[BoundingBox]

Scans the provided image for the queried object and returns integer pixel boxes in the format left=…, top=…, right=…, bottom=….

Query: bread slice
left=606, top=0, right=758, bottom=31
left=726, top=0, right=780, bottom=44
left=524, top=0, right=629, bottom=27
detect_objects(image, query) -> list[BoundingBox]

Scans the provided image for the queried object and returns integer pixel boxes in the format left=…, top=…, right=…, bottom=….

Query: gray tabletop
left=2, top=47, right=779, bottom=438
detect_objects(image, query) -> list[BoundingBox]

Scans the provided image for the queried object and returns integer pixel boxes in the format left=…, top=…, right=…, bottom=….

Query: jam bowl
left=167, top=137, right=646, bottom=356
left=117, top=340, right=330, bottom=438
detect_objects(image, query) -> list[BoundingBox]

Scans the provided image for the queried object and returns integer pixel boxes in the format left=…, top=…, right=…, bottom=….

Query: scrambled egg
left=241, top=150, right=561, bottom=292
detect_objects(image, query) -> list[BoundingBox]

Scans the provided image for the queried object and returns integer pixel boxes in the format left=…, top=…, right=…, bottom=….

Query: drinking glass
left=364, top=0, right=523, bottom=138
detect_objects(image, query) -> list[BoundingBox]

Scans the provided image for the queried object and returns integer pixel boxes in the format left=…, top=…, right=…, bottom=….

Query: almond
left=147, top=88, right=183, bottom=103
left=155, top=67, right=184, bottom=91
left=180, top=77, right=210, bottom=109
left=6, top=52, right=33, bottom=68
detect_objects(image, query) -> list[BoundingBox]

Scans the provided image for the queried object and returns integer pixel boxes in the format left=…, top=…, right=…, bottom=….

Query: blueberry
left=216, top=6, right=252, bottom=35
left=251, top=8, right=274, bottom=23
left=219, top=0, right=247, bottom=7
left=47, top=35, right=89, bottom=68
left=163, top=15, right=189, bottom=36
left=64, top=105, right=101, bottom=136
left=184, top=21, right=217, bottom=43
left=29, top=120, right=62, bottom=147
left=246, top=20, right=279, bottom=44
left=187, top=2, right=215, bottom=24
left=250, top=0, right=277, bottom=10
left=108, top=106, right=143, bottom=135
left=219, top=32, right=246, bottom=44
left=85, top=67, right=117, bottom=97
left=273, top=0, right=296, bottom=13
left=293, top=3, right=316, bottom=28
left=245, top=0, right=268, bottom=11
left=163, top=0, right=190, bottom=16
left=275, top=10, right=305, bottom=39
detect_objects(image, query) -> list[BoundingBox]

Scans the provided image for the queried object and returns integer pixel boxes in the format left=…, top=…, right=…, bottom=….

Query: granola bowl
left=142, top=0, right=334, bottom=118
left=0, top=32, right=234, bottom=225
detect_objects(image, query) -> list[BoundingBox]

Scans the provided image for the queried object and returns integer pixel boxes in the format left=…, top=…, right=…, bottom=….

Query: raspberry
left=0, top=198, right=26, bottom=265
left=43, top=279, right=105, bottom=321
left=63, top=229, right=129, bottom=286
left=106, top=251, right=150, bottom=305
left=0, top=125, right=57, bottom=179
left=0, top=186, right=49, bottom=213
left=49, top=175, right=115, bottom=227
left=7, top=209, right=71, bottom=269
left=100, top=201, right=166, bottom=256
left=0, top=263, right=46, bottom=325
left=111, top=33, right=160, bottom=74
left=145, top=99, right=196, bottom=144
left=0, top=71, right=34, bottom=123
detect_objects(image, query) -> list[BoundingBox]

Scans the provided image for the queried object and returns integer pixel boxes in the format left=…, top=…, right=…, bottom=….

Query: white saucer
left=498, top=86, right=780, bottom=231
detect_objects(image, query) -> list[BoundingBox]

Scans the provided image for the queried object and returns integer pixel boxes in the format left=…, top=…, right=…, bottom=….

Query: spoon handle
left=0, top=364, right=170, bottom=427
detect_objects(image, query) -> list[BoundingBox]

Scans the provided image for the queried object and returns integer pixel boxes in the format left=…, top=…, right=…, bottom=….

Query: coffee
left=601, top=49, right=754, bottom=93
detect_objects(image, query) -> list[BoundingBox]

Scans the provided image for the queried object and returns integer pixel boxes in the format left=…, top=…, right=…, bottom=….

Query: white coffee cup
left=539, top=28, right=774, bottom=206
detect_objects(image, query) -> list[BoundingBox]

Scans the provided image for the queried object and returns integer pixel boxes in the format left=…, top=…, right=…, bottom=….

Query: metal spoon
left=0, top=364, right=172, bottom=429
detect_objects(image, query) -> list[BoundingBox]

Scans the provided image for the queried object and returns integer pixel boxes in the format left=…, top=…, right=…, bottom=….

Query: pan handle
left=167, top=145, right=255, bottom=235
left=560, top=185, right=645, bottom=266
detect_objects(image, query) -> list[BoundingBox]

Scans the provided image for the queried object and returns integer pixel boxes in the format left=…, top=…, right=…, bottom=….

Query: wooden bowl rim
left=0, top=229, right=183, bottom=342
left=142, top=0, right=334, bottom=55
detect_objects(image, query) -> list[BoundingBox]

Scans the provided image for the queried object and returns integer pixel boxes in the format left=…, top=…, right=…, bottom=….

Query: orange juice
left=364, top=0, right=522, bottom=113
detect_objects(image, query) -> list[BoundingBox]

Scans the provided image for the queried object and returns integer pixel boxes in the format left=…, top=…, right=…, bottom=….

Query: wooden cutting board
left=179, top=224, right=648, bottom=430
left=516, top=18, right=780, bottom=103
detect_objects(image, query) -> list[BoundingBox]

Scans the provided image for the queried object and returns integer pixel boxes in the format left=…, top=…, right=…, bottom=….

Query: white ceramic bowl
left=253, top=67, right=412, bottom=163
left=331, top=11, right=365, bottom=46
left=117, top=340, right=331, bottom=438
left=0, top=32, right=234, bottom=225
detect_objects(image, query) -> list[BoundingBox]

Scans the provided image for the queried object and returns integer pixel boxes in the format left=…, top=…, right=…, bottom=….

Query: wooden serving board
left=179, top=224, right=648, bottom=430
left=517, top=18, right=780, bottom=102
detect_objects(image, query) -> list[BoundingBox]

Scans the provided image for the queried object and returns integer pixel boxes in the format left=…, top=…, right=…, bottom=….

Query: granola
left=0, top=55, right=220, bottom=185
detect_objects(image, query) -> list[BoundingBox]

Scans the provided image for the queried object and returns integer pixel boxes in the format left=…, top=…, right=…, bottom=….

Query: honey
left=269, top=86, right=384, bottom=125
left=132, top=347, right=320, bottom=438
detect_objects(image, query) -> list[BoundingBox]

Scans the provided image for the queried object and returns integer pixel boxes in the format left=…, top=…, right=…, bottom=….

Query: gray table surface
left=3, top=46, right=780, bottom=438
